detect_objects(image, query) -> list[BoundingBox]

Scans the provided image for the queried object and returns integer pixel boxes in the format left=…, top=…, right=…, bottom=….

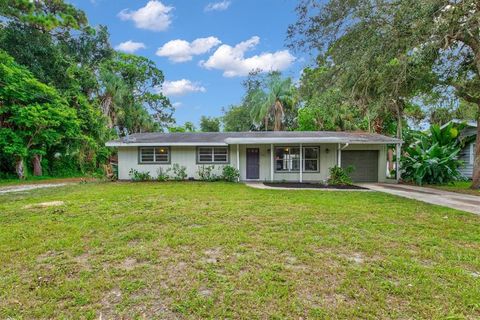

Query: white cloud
left=118, top=1, right=173, bottom=32
left=160, top=79, right=206, bottom=96
left=115, top=41, right=146, bottom=53
left=156, top=37, right=221, bottom=63
left=200, top=36, right=295, bottom=77
left=204, top=0, right=231, bottom=12
left=172, top=102, right=183, bottom=108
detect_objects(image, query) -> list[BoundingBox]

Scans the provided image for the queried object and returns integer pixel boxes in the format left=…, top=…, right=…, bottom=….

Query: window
left=139, top=147, right=170, bottom=164
left=275, top=147, right=319, bottom=172
left=197, top=147, right=229, bottom=163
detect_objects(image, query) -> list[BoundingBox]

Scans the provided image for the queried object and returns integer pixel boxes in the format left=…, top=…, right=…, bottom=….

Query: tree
left=0, top=0, right=88, bottom=34
left=0, top=51, right=80, bottom=178
left=222, top=105, right=255, bottom=132
left=245, top=72, right=297, bottom=131
left=200, top=116, right=221, bottom=132
left=102, top=53, right=173, bottom=132
left=288, top=0, right=480, bottom=188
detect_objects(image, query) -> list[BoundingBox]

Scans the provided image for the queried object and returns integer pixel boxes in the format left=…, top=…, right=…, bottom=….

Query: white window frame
left=197, top=147, right=229, bottom=164
left=275, top=146, right=320, bottom=173
left=139, top=147, right=170, bottom=164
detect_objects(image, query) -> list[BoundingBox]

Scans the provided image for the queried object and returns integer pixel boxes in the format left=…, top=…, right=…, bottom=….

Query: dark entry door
left=246, top=148, right=260, bottom=179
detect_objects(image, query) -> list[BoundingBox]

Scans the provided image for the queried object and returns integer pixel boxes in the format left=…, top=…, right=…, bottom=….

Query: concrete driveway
left=364, top=183, right=480, bottom=215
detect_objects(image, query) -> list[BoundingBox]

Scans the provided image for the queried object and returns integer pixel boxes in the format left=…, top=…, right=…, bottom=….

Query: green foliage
left=401, top=124, right=464, bottom=185
left=169, top=122, right=196, bottom=133
left=0, top=1, right=173, bottom=179
left=0, top=0, right=89, bottom=33
left=128, top=169, right=152, bottom=181
left=222, top=165, right=240, bottom=182
left=0, top=50, right=80, bottom=177
left=328, top=166, right=354, bottom=186
left=222, top=104, right=254, bottom=132
left=171, top=164, right=187, bottom=181
left=197, top=165, right=219, bottom=181
left=200, top=116, right=221, bottom=132
left=245, top=71, right=297, bottom=131
left=156, top=167, right=171, bottom=182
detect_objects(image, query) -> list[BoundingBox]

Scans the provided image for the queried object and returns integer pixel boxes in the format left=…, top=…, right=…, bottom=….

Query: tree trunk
left=387, top=148, right=394, bottom=172
left=264, top=115, right=268, bottom=131
left=273, top=99, right=284, bottom=131
left=471, top=111, right=480, bottom=189
left=32, top=154, right=42, bottom=176
left=395, top=101, right=403, bottom=140
left=15, top=158, right=25, bottom=179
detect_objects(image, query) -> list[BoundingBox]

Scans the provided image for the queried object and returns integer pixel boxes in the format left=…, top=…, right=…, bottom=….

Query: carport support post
left=299, top=143, right=303, bottom=183
left=395, top=143, right=401, bottom=182
left=270, top=144, right=274, bottom=182
left=337, top=143, right=341, bottom=167
left=236, top=144, right=240, bottom=182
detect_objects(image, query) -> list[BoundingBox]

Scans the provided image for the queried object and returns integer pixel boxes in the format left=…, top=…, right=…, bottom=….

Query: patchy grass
left=0, top=176, right=98, bottom=187
left=0, top=182, right=479, bottom=319
left=428, top=181, right=480, bottom=196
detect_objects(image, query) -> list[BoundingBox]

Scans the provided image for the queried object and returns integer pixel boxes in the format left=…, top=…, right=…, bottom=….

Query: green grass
left=428, top=181, right=480, bottom=196
left=1, top=182, right=479, bottom=319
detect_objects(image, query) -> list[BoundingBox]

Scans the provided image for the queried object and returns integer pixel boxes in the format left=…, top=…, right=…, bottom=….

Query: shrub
left=328, top=165, right=354, bottom=185
left=401, top=123, right=464, bottom=185
left=171, top=163, right=187, bottom=181
left=197, top=165, right=219, bottom=181
left=222, top=165, right=240, bottom=182
left=156, top=167, right=171, bottom=181
left=129, top=169, right=152, bottom=181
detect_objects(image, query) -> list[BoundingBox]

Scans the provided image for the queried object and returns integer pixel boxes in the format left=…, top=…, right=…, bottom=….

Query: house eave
left=105, top=142, right=229, bottom=147
left=224, top=137, right=400, bottom=145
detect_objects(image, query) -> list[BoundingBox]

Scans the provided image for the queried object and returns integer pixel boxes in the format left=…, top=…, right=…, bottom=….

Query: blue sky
left=72, top=0, right=308, bottom=126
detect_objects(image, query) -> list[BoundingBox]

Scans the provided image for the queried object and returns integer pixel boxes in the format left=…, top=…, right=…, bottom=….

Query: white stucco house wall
left=106, top=131, right=402, bottom=183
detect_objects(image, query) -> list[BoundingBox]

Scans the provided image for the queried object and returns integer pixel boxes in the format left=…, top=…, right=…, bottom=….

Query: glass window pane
left=155, top=147, right=169, bottom=163
left=291, top=159, right=300, bottom=171
left=199, top=147, right=213, bottom=162
left=304, top=147, right=318, bottom=159
left=304, top=159, right=318, bottom=171
left=213, top=147, right=228, bottom=162
left=141, top=148, right=154, bottom=162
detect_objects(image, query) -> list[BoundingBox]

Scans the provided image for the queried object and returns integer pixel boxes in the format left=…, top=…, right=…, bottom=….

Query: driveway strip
left=363, top=183, right=480, bottom=215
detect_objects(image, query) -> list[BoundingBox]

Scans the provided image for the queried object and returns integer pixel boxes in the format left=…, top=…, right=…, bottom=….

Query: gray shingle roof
left=106, top=131, right=401, bottom=146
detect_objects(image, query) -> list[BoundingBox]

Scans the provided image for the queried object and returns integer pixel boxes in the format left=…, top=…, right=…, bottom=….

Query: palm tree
left=98, top=69, right=129, bottom=128
left=249, top=73, right=296, bottom=131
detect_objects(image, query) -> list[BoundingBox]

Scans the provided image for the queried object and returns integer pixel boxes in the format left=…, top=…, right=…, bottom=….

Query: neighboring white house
left=445, top=120, right=477, bottom=179
left=105, top=131, right=402, bottom=183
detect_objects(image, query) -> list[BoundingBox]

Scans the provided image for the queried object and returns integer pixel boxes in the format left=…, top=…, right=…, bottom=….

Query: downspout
left=337, top=143, right=349, bottom=167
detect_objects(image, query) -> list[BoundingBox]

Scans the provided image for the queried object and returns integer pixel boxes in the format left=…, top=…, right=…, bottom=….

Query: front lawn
left=1, top=182, right=479, bottom=318
left=429, top=181, right=480, bottom=196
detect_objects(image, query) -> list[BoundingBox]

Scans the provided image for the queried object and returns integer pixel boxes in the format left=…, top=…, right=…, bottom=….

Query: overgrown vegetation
left=327, top=165, right=354, bottom=186
left=222, top=165, right=240, bottom=182
left=197, top=165, right=219, bottom=182
left=171, top=164, right=188, bottom=181
left=401, top=123, right=465, bottom=185
left=128, top=169, right=151, bottom=182
left=0, top=1, right=173, bottom=180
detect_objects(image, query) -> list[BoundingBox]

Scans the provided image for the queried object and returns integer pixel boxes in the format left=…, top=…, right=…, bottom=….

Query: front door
left=246, top=148, right=260, bottom=179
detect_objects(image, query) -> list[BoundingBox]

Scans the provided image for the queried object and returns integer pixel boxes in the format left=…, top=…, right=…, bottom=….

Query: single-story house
left=106, top=131, right=402, bottom=183
left=444, top=120, right=477, bottom=178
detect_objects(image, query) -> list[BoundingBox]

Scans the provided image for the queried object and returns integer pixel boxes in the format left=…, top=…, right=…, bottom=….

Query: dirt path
left=0, top=183, right=69, bottom=194
left=0, top=178, right=98, bottom=195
